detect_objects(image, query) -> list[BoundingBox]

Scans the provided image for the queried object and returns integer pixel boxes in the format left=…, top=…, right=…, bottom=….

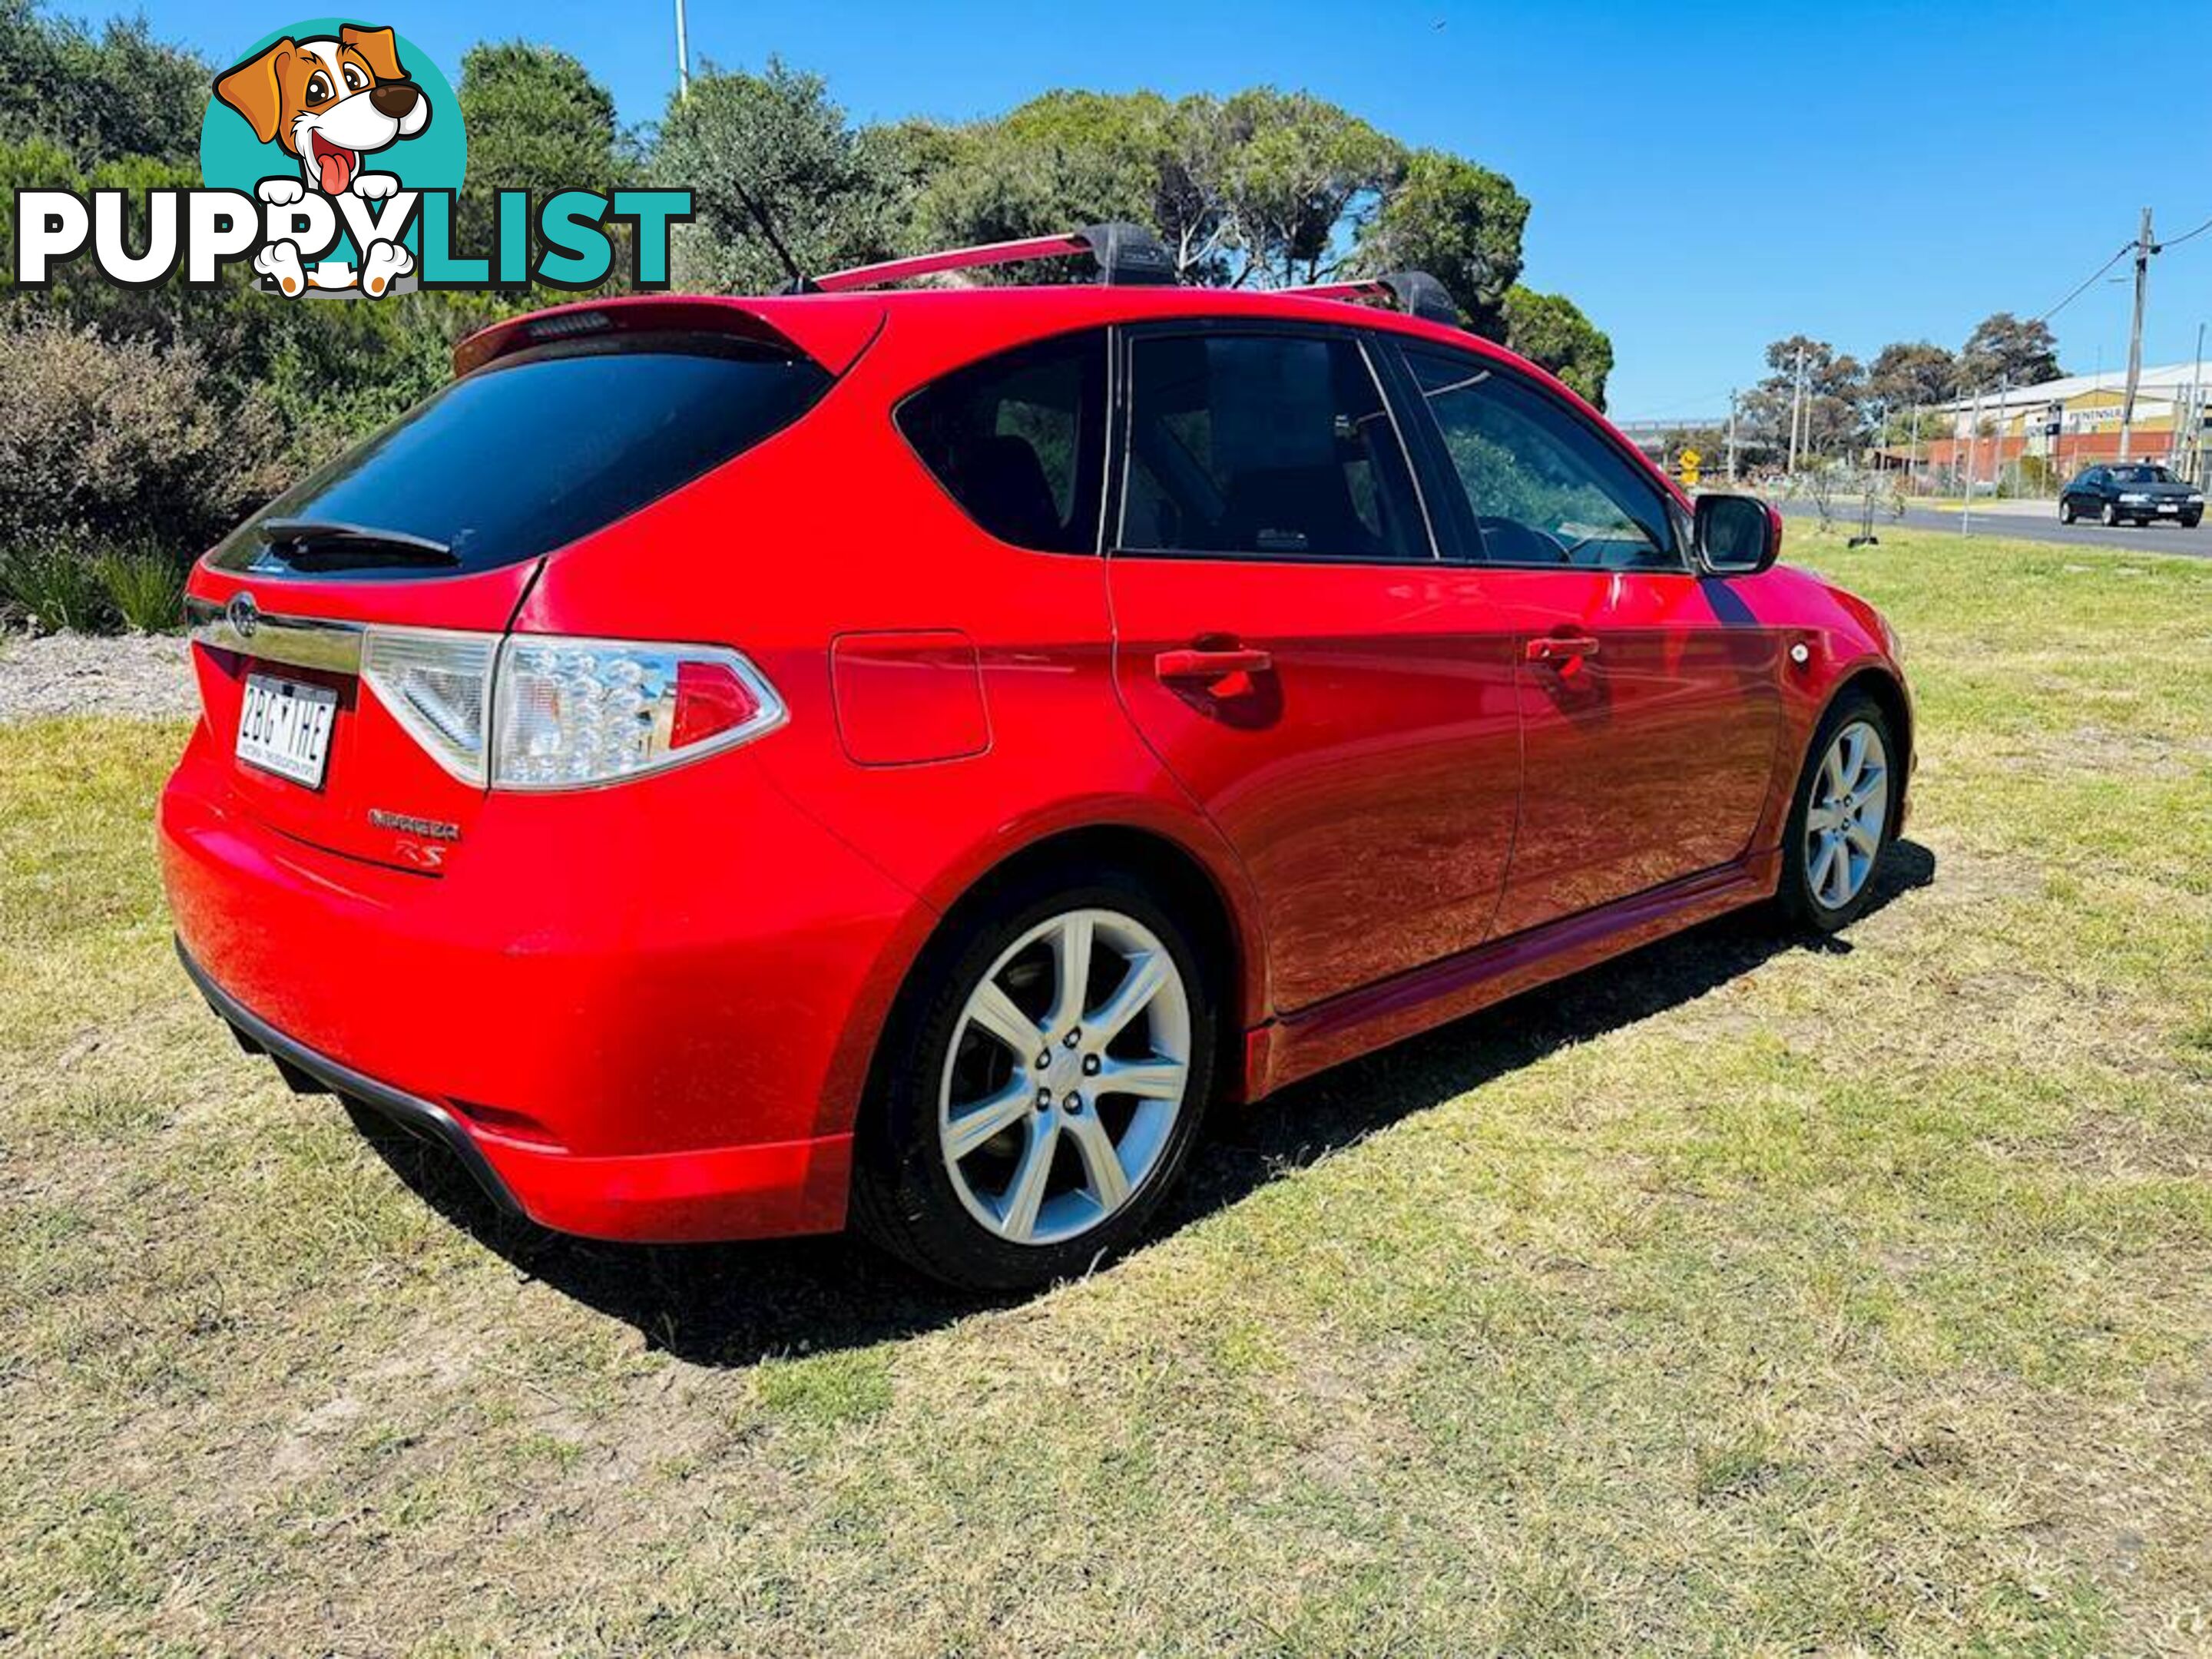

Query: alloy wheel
left=937, top=908, right=1191, bottom=1247
left=1803, top=719, right=1889, bottom=912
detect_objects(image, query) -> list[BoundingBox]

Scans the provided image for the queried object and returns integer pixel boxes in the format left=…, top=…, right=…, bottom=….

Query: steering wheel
left=1477, top=517, right=1572, bottom=564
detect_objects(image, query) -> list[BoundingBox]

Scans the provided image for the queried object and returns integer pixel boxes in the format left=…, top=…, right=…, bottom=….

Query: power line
left=2161, top=213, right=2212, bottom=250
left=2035, top=241, right=2134, bottom=324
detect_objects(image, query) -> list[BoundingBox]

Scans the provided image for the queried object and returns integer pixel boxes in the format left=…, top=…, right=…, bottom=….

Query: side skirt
left=1250, top=850, right=1780, bottom=1098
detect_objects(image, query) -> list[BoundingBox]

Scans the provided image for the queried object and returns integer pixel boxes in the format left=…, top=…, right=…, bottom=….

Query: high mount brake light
left=359, top=629, right=786, bottom=790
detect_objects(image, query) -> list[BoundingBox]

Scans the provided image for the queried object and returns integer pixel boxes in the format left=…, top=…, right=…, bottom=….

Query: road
left=1776, top=498, right=2210, bottom=559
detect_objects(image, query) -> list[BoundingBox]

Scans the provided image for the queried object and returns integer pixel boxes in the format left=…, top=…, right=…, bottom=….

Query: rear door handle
left=1525, top=635, right=1601, bottom=663
left=1155, top=646, right=1274, bottom=680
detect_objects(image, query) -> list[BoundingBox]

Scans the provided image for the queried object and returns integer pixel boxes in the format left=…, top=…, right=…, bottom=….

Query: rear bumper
left=177, top=935, right=859, bottom=1241
left=160, top=721, right=929, bottom=1243
left=178, top=939, right=525, bottom=1220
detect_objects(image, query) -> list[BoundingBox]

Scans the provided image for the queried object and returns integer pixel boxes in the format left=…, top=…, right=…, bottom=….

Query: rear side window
left=896, top=332, right=1108, bottom=553
left=1119, top=332, right=1429, bottom=561
left=210, top=334, right=830, bottom=579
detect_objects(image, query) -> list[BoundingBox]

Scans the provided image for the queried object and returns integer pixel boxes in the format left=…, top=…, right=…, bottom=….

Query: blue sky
left=153, top=0, right=2212, bottom=417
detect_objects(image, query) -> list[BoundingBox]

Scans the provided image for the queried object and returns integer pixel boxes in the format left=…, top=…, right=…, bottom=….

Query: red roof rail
left=796, top=222, right=1177, bottom=294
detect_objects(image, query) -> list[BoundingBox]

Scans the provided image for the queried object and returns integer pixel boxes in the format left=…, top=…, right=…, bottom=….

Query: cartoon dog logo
left=213, top=25, right=429, bottom=297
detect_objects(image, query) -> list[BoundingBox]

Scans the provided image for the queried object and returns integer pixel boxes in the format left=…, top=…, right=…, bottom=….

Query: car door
left=1105, top=323, right=1522, bottom=1015
left=1388, top=342, right=1786, bottom=936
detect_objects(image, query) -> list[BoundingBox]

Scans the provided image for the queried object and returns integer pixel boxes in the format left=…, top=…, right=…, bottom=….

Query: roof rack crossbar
left=807, top=232, right=1092, bottom=294
left=800, top=222, right=1177, bottom=295
left=1286, top=270, right=1462, bottom=327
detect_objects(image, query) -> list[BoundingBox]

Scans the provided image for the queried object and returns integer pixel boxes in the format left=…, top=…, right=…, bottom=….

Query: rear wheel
left=2058, top=496, right=2076, bottom=523
left=1776, top=692, right=1896, bottom=933
left=851, top=868, right=1215, bottom=1290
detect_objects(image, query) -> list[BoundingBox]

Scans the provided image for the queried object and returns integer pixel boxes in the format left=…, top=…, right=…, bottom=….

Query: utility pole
left=2119, top=206, right=2154, bottom=461
left=1909, top=403, right=1922, bottom=493
left=1726, top=389, right=1739, bottom=483
left=1995, top=374, right=2009, bottom=497
left=2192, top=321, right=2207, bottom=486
left=1786, top=347, right=1806, bottom=475
left=674, top=0, right=690, bottom=98
left=1962, top=384, right=1982, bottom=535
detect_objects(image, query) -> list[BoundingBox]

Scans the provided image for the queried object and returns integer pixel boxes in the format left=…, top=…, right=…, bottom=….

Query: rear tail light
left=492, top=637, right=783, bottom=789
left=361, top=628, right=501, bottom=786
left=357, top=629, right=786, bottom=790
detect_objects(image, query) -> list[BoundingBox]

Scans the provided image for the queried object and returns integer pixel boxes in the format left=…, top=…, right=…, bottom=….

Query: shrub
left=0, top=541, right=112, bottom=634
left=94, top=545, right=185, bottom=632
left=0, top=313, right=286, bottom=556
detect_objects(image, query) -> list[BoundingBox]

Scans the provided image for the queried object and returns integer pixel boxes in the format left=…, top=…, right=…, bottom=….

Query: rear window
left=895, top=331, right=1108, bottom=554
left=210, top=334, right=830, bottom=579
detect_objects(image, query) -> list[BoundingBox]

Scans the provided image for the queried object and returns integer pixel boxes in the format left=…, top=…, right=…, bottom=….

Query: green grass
left=2, top=528, right=2208, bottom=1655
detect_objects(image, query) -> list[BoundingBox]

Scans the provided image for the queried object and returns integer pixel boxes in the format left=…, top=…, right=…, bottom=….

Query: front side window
left=897, top=331, right=1108, bottom=553
left=1118, top=332, right=1429, bottom=561
left=1403, top=348, right=1681, bottom=571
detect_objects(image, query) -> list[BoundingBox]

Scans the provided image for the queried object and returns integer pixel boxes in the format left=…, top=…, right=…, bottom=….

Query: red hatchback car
left=162, top=227, right=1912, bottom=1290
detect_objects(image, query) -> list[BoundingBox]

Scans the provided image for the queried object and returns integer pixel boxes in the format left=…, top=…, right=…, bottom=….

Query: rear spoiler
left=452, top=294, right=885, bottom=379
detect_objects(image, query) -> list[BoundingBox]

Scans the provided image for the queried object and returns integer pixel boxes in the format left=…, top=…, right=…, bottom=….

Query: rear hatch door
left=186, top=300, right=860, bottom=871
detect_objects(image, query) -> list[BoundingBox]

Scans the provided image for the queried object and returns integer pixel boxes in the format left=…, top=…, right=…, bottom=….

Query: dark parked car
left=2059, top=463, right=2204, bottom=527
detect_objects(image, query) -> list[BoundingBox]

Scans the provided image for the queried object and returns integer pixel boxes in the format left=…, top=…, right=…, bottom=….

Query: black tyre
left=1775, top=690, right=1898, bottom=933
left=2102, top=500, right=2121, bottom=527
left=2058, top=497, right=2075, bottom=524
left=2184, top=514, right=2202, bottom=529
left=850, top=865, right=1217, bottom=1291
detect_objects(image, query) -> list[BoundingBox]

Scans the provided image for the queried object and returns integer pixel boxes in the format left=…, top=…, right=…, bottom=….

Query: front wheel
left=2183, top=514, right=2203, bottom=529
left=851, top=870, right=1215, bottom=1291
left=1776, top=692, right=1896, bottom=933
left=2103, top=501, right=2121, bottom=527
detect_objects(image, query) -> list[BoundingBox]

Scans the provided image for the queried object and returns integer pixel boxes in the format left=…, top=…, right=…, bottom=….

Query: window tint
left=210, top=334, right=830, bottom=580
left=897, top=332, right=1107, bottom=553
left=1403, top=349, right=1680, bottom=571
left=1119, top=332, right=1429, bottom=561
left=2113, top=465, right=2176, bottom=484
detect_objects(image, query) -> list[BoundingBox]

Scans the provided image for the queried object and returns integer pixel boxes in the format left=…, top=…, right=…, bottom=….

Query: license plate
left=237, top=674, right=339, bottom=789
left=2158, top=503, right=2179, bottom=514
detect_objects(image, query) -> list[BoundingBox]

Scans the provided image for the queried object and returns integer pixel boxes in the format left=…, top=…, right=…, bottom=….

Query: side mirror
left=1695, top=492, right=1783, bottom=576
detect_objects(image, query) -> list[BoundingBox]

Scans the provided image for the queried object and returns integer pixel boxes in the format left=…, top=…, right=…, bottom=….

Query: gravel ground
left=0, top=631, right=198, bottom=723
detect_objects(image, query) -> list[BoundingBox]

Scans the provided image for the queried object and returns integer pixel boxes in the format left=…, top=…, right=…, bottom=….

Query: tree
left=906, top=88, right=1417, bottom=291
left=903, top=91, right=1187, bottom=279
left=1215, top=88, right=1400, bottom=286
left=1743, top=336, right=1866, bottom=463
left=1502, top=285, right=1612, bottom=409
left=457, top=44, right=629, bottom=251
left=0, top=0, right=207, bottom=167
left=653, top=61, right=904, bottom=293
left=1866, top=340, right=1958, bottom=413
left=1959, top=311, right=2060, bottom=390
left=1355, top=148, right=1526, bottom=336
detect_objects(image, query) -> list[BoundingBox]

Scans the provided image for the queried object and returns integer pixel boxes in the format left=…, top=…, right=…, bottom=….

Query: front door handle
left=1155, top=646, right=1274, bottom=680
left=1525, top=635, right=1601, bottom=664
